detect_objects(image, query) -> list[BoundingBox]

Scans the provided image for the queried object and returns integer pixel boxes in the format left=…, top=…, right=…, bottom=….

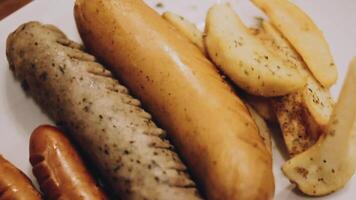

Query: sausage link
left=30, top=125, right=107, bottom=200
left=0, top=155, right=42, bottom=200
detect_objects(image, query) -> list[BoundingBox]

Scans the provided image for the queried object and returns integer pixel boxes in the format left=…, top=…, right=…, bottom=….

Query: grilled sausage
left=74, top=0, right=274, bottom=199
left=0, top=155, right=42, bottom=200
left=6, top=22, right=201, bottom=200
left=30, top=125, right=108, bottom=200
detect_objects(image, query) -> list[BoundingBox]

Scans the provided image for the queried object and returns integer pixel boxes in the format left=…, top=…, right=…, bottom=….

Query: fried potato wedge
left=204, top=4, right=305, bottom=97
left=256, top=21, right=333, bottom=156
left=273, top=92, right=317, bottom=156
left=302, top=78, right=334, bottom=126
left=246, top=104, right=272, bottom=154
left=252, top=0, right=338, bottom=87
left=162, top=12, right=206, bottom=55
left=282, top=58, right=356, bottom=196
left=257, top=21, right=334, bottom=127
left=254, top=21, right=307, bottom=77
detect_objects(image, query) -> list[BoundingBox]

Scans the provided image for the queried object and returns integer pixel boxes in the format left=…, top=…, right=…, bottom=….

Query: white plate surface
left=0, top=0, right=355, bottom=199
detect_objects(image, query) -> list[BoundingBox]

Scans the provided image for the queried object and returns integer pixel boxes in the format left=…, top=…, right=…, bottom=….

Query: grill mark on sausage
left=6, top=21, right=201, bottom=199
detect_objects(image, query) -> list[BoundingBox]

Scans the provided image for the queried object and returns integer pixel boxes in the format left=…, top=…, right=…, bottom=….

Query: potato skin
left=252, top=0, right=338, bottom=87
left=273, top=92, right=317, bottom=156
left=30, top=125, right=108, bottom=200
left=282, top=58, right=356, bottom=196
left=204, top=4, right=305, bottom=97
left=75, top=0, right=274, bottom=199
left=0, top=155, right=42, bottom=200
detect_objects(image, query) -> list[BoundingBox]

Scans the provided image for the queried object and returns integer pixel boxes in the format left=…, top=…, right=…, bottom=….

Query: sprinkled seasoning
left=295, top=167, right=309, bottom=178
left=155, top=2, right=164, bottom=8
left=9, top=20, right=202, bottom=200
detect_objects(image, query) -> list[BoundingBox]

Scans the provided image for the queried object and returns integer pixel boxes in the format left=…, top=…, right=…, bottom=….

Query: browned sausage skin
left=75, top=0, right=274, bottom=199
left=29, top=125, right=107, bottom=200
left=0, top=155, right=42, bottom=200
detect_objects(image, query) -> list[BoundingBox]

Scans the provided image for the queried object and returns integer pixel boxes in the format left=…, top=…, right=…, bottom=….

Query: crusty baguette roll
left=75, top=0, right=275, bottom=199
left=0, top=155, right=42, bottom=200
left=7, top=22, right=201, bottom=200
left=30, top=125, right=108, bottom=200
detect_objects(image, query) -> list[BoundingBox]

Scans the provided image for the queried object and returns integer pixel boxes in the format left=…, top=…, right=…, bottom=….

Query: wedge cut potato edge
left=252, top=0, right=338, bottom=87
left=260, top=21, right=333, bottom=127
left=255, top=21, right=334, bottom=155
left=162, top=11, right=206, bottom=55
left=204, top=4, right=306, bottom=97
left=273, top=92, right=317, bottom=156
left=282, top=58, right=356, bottom=196
left=302, top=77, right=334, bottom=126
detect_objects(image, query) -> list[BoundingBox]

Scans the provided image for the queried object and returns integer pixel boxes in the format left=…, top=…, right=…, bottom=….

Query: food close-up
left=0, top=0, right=355, bottom=199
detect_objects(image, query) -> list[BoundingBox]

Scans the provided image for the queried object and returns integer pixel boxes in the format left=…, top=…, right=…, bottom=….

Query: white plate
left=0, top=0, right=355, bottom=199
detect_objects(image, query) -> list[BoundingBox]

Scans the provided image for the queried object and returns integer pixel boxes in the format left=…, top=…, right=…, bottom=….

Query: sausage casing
left=0, top=155, right=42, bottom=200
left=6, top=22, right=201, bottom=200
left=30, top=125, right=108, bottom=200
left=75, top=0, right=274, bottom=199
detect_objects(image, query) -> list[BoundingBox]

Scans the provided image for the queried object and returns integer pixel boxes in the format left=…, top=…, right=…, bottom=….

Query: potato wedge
left=204, top=4, right=305, bottom=97
left=302, top=78, right=334, bottom=126
left=273, top=92, right=317, bottom=156
left=246, top=104, right=272, bottom=154
left=257, top=21, right=334, bottom=127
left=282, top=58, right=356, bottom=196
left=254, top=21, right=308, bottom=77
left=252, top=0, right=338, bottom=87
left=162, top=12, right=206, bottom=55
left=254, top=20, right=333, bottom=156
